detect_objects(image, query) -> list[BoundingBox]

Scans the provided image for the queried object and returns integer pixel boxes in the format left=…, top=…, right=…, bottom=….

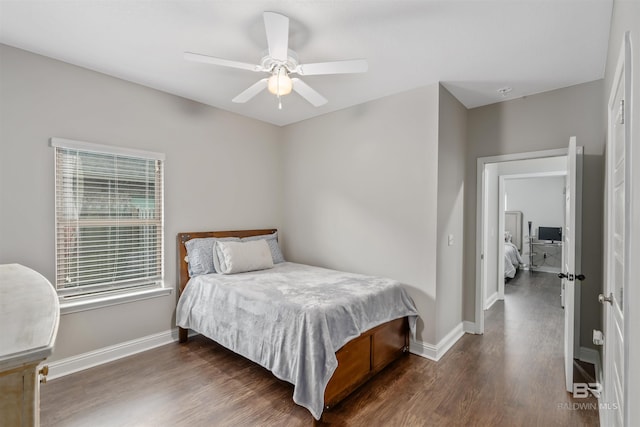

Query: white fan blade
left=291, top=78, right=327, bottom=107
left=296, top=59, right=368, bottom=76
left=184, top=52, right=261, bottom=72
left=264, top=12, right=289, bottom=62
left=232, top=79, right=268, bottom=103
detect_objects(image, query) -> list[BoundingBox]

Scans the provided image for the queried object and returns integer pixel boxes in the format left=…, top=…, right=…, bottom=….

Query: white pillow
left=213, top=239, right=274, bottom=274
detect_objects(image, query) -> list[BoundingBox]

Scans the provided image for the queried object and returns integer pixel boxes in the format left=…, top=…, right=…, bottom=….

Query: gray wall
left=282, top=84, right=442, bottom=345
left=0, top=44, right=284, bottom=361
left=435, top=85, right=466, bottom=342
left=280, top=83, right=469, bottom=347
left=464, top=80, right=605, bottom=351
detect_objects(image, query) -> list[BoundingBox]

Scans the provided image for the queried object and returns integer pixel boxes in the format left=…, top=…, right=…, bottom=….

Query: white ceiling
left=0, top=1, right=613, bottom=126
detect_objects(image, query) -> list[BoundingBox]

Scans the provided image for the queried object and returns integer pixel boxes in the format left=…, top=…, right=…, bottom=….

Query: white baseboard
left=463, top=321, right=479, bottom=334
left=47, top=328, right=188, bottom=380
left=485, top=292, right=499, bottom=310
left=48, top=322, right=469, bottom=381
left=410, top=322, right=465, bottom=362
left=409, top=338, right=437, bottom=360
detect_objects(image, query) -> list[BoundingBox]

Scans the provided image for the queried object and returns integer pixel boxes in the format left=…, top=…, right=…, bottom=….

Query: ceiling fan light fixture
left=268, top=67, right=293, bottom=96
left=185, top=12, right=367, bottom=108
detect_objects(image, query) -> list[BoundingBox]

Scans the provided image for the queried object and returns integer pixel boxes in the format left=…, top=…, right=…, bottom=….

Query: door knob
left=558, top=272, right=582, bottom=281
left=598, top=293, right=613, bottom=305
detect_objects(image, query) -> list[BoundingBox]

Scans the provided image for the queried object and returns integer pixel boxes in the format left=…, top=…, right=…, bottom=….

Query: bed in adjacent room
left=504, top=240, right=523, bottom=279
left=175, top=229, right=418, bottom=421
left=504, top=211, right=524, bottom=279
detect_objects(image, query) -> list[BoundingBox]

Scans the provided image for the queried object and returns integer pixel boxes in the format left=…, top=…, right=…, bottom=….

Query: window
left=52, top=138, right=165, bottom=302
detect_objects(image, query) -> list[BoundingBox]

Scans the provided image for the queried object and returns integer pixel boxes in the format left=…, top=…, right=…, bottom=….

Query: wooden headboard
left=176, top=229, right=277, bottom=295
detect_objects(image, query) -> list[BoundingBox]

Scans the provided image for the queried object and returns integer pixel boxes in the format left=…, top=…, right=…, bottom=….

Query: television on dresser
left=538, top=226, right=563, bottom=242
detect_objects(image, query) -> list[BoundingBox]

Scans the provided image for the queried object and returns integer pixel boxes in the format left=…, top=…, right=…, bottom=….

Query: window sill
left=59, top=286, right=173, bottom=315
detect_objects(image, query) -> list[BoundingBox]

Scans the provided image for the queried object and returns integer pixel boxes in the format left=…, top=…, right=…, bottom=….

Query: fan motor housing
left=260, top=49, right=299, bottom=73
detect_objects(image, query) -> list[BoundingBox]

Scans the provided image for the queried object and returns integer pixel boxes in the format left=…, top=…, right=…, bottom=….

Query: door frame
left=475, top=148, right=567, bottom=333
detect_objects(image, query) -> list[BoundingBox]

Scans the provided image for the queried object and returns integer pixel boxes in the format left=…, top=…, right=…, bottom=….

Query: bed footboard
left=324, top=316, right=409, bottom=409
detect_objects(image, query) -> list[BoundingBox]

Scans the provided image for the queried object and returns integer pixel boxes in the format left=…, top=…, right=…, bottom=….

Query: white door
left=602, top=32, right=630, bottom=427
left=561, top=136, right=583, bottom=393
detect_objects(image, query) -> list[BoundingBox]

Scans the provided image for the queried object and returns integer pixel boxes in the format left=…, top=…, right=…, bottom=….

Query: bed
left=175, top=229, right=418, bottom=421
left=504, top=211, right=523, bottom=253
left=504, top=241, right=523, bottom=279
left=504, top=211, right=524, bottom=279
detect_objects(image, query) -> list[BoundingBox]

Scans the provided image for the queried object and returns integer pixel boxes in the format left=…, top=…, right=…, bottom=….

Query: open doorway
left=500, top=173, right=566, bottom=302
left=478, top=154, right=567, bottom=314
left=475, top=143, right=586, bottom=395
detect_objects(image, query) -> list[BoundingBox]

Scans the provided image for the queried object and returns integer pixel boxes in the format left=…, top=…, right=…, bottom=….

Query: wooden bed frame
left=176, top=229, right=410, bottom=414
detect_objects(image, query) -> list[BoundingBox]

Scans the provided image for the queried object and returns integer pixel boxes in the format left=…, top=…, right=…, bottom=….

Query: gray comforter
left=176, top=262, right=418, bottom=420
left=505, top=241, right=523, bottom=279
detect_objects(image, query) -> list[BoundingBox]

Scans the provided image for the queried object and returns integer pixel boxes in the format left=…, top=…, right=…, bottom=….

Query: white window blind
left=52, top=138, right=164, bottom=298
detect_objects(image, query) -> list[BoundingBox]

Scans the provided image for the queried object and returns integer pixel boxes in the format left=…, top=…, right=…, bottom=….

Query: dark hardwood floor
left=41, top=270, right=599, bottom=426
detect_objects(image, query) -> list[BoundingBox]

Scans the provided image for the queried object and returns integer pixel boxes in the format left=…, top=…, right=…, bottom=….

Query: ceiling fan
left=184, top=11, right=368, bottom=109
